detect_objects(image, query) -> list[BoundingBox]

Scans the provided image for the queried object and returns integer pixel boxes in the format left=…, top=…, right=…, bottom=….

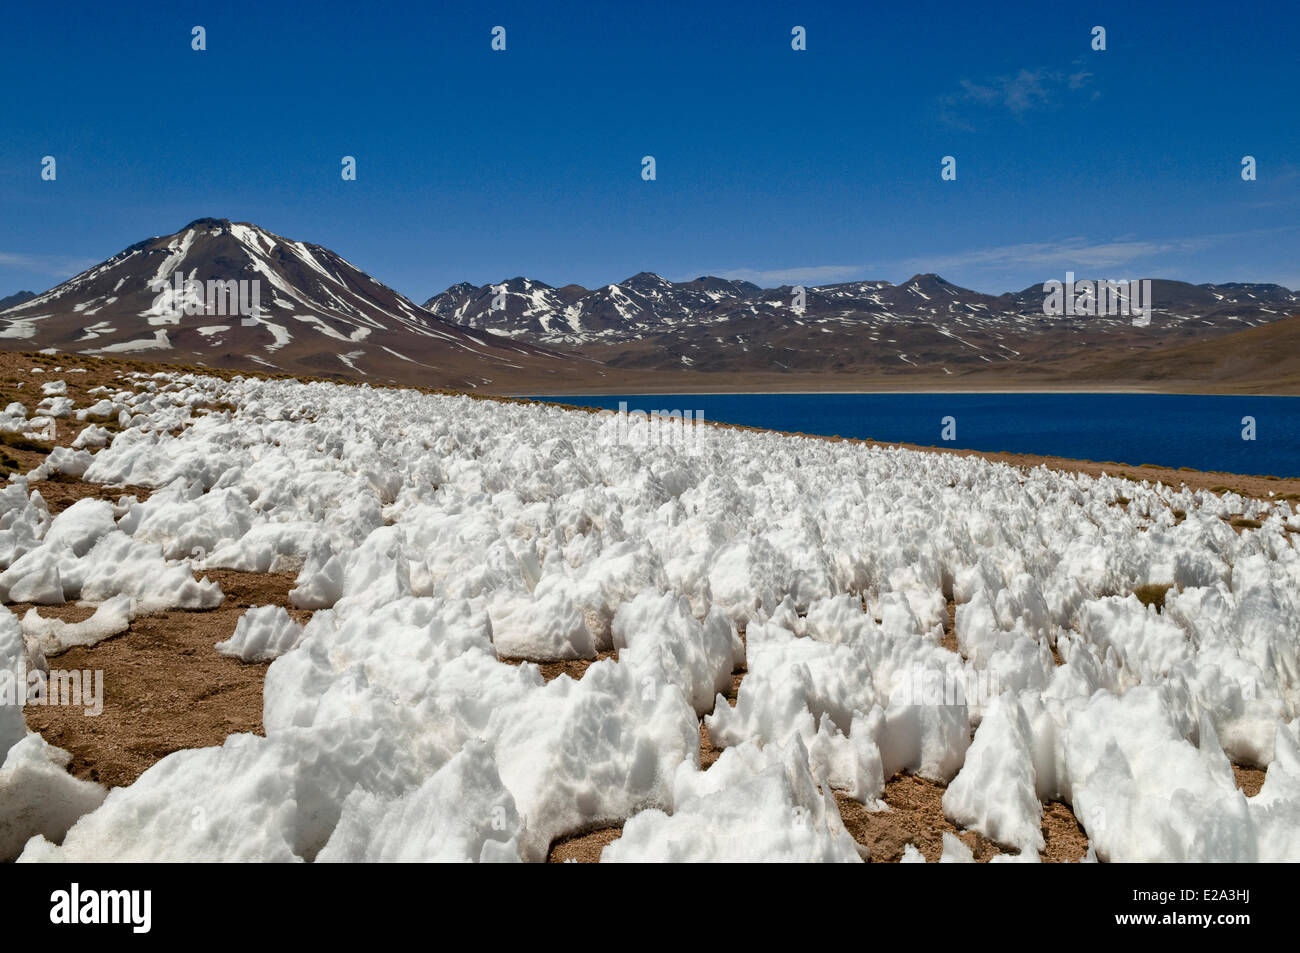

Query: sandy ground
left=18, top=569, right=304, bottom=789
left=1233, top=766, right=1266, bottom=797
left=498, top=650, right=618, bottom=682
left=547, top=827, right=625, bottom=863
left=32, top=475, right=154, bottom=515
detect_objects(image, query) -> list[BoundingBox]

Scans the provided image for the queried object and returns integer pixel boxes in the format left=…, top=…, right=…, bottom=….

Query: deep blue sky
left=2, top=0, right=1297, bottom=301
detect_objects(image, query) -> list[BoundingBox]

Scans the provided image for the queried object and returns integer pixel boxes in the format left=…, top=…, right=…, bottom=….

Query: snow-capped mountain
left=424, top=273, right=766, bottom=342
left=423, top=271, right=1300, bottom=373
left=427, top=278, right=582, bottom=337
left=0, top=291, right=36, bottom=312
left=0, top=219, right=577, bottom=389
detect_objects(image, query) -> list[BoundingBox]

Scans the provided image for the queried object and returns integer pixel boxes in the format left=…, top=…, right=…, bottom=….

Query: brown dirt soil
left=700, top=631, right=746, bottom=769
left=700, top=721, right=724, bottom=770
left=835, top=773, right=1090, bottom=863
left=30, top=475, right=153, bottom=515
left=547, top=826, right=623, bottom=863
left=198, top=569, right=310, bottom=620
left=0, top=348, right=532, bottom=431
left=1041, top=801, right=1090, bottom=862
left=0, top=350, right=150, bottom=410
left=21, top=606, right=270, bottom=788
left=0, top=350, right=202, bottom=479
left=836, top=775, right=999, bottom=863
left=6, top=601, right=98, bottom=624
left=13, top=558, right=307, bottom=788
left=1234, top=764, right=1266, bottom=797
left=498, top=649, right=618, bottom=682
left=941, top=599, right=958, bottom=654
left=0, top=351, right=151, bottom=471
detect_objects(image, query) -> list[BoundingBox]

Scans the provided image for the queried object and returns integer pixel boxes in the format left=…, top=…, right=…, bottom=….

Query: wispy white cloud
left=884, top=228, right=1294, bottom=276
left=0, top=251, right=95, bottom=278
left=691, top=264, right=864, bottom=286
left=686, top=228, right=1297, bottom=292
left=887, top=237, right=1219, bottom=273
left=692, top=239, right=1210, bottom=291
left=938, top=64, right=1098, bottom=129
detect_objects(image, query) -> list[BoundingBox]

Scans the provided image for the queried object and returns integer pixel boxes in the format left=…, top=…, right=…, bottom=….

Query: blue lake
left=532, top=393, right=1300, bottom=477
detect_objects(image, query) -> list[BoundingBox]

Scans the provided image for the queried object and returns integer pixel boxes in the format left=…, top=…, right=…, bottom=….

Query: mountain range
left=2, top=219, right=1297, bottom=393
left=422, top=273, right=1299, bottom=377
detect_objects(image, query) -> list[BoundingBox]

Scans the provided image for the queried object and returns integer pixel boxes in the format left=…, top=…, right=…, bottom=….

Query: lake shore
left=534, top=396, right=1300, bottom=505
left=507, top=368, right=1300, bottom=398
left=3, top=350, right=1293, bottom=504
left=838, top=439, right=1300, bottom=506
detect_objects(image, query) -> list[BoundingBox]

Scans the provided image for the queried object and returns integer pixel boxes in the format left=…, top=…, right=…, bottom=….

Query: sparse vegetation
left=1133, top=583, right=1175, bottom=612
left=193, top=400, right=239, bottom=415
left=0, top=431, right=52, bottom=454
left=81, top=412, right=123, bottom=432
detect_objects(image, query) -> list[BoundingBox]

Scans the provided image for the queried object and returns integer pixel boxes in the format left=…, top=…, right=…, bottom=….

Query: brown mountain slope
left=0, top=219, right=590, bottom=392
left=1060, top=312, right=1300, bottom=392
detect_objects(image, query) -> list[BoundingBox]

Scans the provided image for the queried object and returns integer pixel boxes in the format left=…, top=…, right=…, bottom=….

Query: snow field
left=0, top=370, right=1296, bottom=861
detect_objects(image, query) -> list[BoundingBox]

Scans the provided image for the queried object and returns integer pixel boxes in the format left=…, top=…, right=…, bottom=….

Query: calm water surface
left=532, top=393, right=1300, bottom=477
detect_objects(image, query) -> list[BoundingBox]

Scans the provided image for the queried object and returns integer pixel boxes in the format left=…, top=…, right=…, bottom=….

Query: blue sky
left=2, top=0, right=1297, bottom=300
